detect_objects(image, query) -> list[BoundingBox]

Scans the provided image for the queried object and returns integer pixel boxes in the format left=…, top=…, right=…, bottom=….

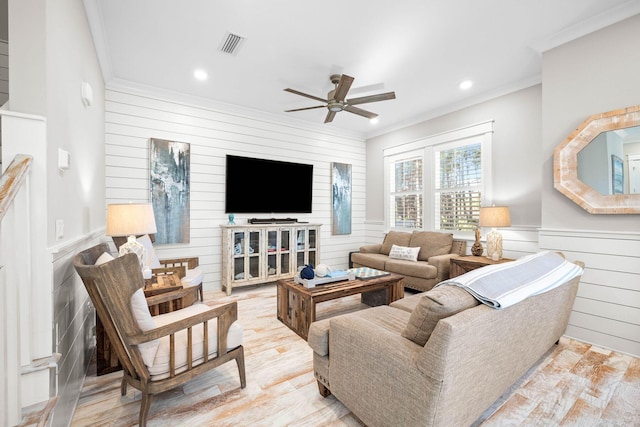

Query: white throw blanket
left=435, top=251, right=583, bottom=309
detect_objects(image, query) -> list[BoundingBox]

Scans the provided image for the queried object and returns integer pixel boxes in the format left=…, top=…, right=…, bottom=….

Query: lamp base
left=471, top=228, right=483, bottom=256
left=485, top=228, right=503, bottom=260
left=119, top=235, right=146, bottom=269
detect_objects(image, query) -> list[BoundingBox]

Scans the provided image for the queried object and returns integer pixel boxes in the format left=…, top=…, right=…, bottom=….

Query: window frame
left=383, top=121, right=493, bottom=236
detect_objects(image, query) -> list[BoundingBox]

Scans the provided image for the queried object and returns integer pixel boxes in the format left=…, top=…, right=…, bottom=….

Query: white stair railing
left=0, top=154, right=33, bottom=427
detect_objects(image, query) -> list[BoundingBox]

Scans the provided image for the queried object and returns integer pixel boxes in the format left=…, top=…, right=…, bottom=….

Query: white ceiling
left=84, top=0, right=640, bottom=139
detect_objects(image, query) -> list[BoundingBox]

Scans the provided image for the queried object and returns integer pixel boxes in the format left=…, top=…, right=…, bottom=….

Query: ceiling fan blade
left=333, top=74, right=354, bottom=102
left=324, top=110, right=337, bottom=123
left=285, top=105, right=326, bottom=112
left=344, top=105, right=378, bottom=119
left=347, top=91, right=396, bottom=106
left=284, top=88, right=327, bottom=103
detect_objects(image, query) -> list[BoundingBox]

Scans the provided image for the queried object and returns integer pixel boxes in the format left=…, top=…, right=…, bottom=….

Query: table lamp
left=106, top=203, right=158, bottom=273
left=479, top=206, right=511, bottom=260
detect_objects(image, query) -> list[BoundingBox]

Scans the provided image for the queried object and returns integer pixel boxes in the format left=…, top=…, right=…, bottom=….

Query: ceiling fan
left=284, top=74, right=396, bottom=123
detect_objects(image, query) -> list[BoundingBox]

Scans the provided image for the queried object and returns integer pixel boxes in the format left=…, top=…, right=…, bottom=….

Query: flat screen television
left=225, top=155, right=313, bottom=214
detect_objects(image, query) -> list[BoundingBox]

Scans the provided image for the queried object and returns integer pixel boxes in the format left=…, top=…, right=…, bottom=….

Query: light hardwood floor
left=21, top=284, right=640, bottom=426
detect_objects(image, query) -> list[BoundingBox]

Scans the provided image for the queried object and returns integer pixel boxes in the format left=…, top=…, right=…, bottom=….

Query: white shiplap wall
left=540, top=228, right=640, bottom=357
left=0, top=40, right=8, bottom=170
left=105, top=87, right=367, bottom=292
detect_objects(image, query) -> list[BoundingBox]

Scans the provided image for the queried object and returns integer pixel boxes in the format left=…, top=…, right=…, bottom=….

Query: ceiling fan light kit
left=284, top=74, right=396, bottom=123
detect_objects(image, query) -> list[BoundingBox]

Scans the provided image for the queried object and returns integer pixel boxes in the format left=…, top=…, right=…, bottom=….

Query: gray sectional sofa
left=350, top=230, right=466, bottom=292
left=308, top=254, right=584, bottom=427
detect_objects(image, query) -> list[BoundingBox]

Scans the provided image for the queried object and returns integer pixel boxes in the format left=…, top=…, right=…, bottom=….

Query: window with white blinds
left=435, top=142, right=482, bottom=231
left=389, top=155, right=423, bottom=229
left=384, top=121, right=492, bottom=234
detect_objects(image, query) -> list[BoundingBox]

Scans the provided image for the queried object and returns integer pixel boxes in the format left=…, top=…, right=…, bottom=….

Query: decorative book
left=348, top=267, right=391, bottom=280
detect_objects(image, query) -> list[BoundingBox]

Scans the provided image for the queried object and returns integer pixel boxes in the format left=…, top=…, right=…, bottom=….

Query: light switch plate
left=58, top=148, right=71, bottom=171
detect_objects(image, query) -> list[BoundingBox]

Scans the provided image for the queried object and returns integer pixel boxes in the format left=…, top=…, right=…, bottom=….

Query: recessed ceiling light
left=370, top=117, right=379, bottom=125
left=459, top=80, right=473, bottom=90
left=194, top=69, right=208, bottom=81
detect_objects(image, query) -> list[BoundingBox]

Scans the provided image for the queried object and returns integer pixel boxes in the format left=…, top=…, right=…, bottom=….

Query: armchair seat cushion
left=148, top=303, right=244, bottom=380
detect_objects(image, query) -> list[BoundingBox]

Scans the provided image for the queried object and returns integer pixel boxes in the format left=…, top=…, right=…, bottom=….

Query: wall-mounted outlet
left=55, top=219, right=64, bottom=240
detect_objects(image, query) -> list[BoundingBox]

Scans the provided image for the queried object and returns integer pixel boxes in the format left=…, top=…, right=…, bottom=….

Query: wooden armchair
left=113, top=234, right=204, bottom=305
left=73, top=243, right=246, bottom=426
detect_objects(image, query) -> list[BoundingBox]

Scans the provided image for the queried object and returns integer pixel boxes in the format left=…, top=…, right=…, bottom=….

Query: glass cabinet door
left=232, top=231, right=246, bottom=281
left=266, top=228, right=292, bottom=278
left=267, top=230, right=278, bottom=278
left=247, top=230, right=260, bottom=279
left=280, top=229, right=291, bottom=275
left=232, top=230, right=261, bottom=282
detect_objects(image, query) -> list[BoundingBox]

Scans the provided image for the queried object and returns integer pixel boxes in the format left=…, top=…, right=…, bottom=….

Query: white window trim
left=383, top=120, right=494, bottom=234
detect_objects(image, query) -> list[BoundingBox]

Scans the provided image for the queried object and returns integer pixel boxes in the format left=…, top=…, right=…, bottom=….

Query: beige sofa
left=308, top=256, right=583, bottom=427
left=351, top=230, right=466, bottom=292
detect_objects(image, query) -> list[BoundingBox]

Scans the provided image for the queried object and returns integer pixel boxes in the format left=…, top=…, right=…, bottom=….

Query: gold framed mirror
left=554, top=105, right=640, bottom=214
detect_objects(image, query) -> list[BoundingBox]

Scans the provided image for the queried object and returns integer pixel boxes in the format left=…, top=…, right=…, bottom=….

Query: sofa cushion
left=388, top=244, right=420, bottom=262
left=401, top=286, right=479, bottom=346
left=385, top=259, right=437, bottom=279
left=351, top=252, right=388, bottom=271
left=380, top=231, right=412, bottom=255
left=409, top=231, right=454, bottom=261
left=390, top=292, right=425, bottom=312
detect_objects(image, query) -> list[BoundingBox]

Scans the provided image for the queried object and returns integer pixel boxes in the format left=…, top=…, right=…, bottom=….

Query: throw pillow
left=136, top=234, right=162, bottom=268
left=409, top=231, right=454, bottom=261
left=130, top=288, right=160, bottom=367
left=402, top=286, right=479, bottom=346
left=380, top=231, right=412, bottom=255
left=95, top=252, right=115, bottom=265
left=388, top=244, right=420, bottom=262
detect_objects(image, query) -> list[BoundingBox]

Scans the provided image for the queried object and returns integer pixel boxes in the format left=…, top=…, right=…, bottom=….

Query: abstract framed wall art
left=150, top=138, right=190, bottom=244
left=331, top=162, right=352, bottom=235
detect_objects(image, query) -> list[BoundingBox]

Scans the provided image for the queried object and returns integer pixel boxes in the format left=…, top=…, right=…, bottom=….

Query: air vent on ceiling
left=219, top=32, right=245, bottom=55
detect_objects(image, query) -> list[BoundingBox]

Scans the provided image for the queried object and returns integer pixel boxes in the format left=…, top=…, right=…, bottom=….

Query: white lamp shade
left=479, top=206, right=511, bottom=228
left=106, top=203, right=158, bottom=237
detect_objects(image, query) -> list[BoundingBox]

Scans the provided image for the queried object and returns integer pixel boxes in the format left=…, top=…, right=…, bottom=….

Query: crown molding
left=529, top=1, right=640, bottom=53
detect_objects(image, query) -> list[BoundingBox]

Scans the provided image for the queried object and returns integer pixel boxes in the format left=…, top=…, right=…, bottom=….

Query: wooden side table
left=144, top=273, right=185, bottom=315
left=449, top=256, right=514, bottom=279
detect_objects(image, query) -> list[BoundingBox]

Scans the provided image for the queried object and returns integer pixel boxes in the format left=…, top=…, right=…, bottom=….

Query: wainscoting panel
left=49, top=231, right=105, bottom=427
left=539, top=228, right=640, bottom=357
left=104, top=86, right=367, bottom=291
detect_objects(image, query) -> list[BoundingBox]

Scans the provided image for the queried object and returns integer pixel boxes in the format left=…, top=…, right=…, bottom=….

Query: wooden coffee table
left=277, top=273, right=405, bottom=340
